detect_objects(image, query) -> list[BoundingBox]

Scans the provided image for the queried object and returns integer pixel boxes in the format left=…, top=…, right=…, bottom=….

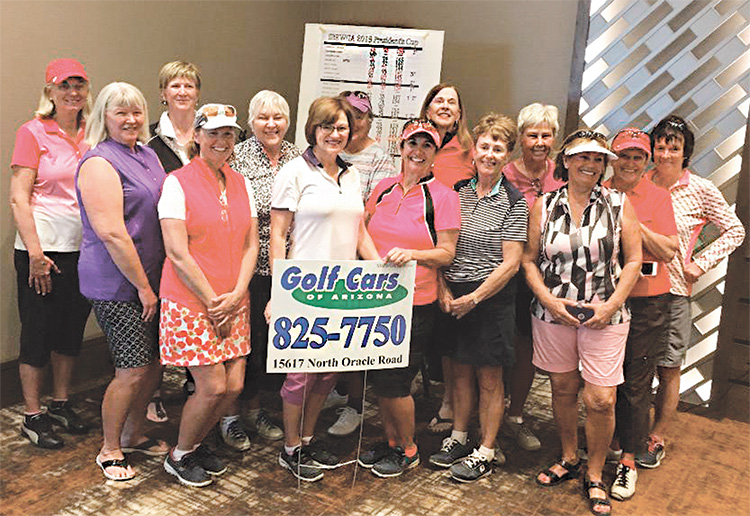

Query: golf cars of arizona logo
left=280, top=265, right=408, bottom=309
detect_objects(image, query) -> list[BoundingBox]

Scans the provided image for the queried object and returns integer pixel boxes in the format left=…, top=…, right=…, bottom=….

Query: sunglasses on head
left=616, top=129, right=646, bottom=138
left=200, top=104, right=236, bottom=118
left=566, top=129, right=607, bottom=143
left=402, top=118, right=437, bottom=133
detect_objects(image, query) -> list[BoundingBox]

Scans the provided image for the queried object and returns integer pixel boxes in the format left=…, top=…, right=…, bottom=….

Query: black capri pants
left=15, top=250, right=91, bottom=367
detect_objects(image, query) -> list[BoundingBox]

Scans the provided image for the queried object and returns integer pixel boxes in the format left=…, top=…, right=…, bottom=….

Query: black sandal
left=536, top=458, right=580, bottom=486
left=583, top=476, right=612, bottom=516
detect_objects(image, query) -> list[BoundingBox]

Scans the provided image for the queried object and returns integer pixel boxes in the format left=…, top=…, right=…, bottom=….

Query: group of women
left=10, top=58, right=745, bottom=515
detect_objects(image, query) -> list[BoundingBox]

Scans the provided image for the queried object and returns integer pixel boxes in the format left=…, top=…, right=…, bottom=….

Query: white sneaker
left=322, top=390, right=348, bottom=411
left=610, top=463, right=637, bottom=501
left=327, top=406, right=361, bottom=436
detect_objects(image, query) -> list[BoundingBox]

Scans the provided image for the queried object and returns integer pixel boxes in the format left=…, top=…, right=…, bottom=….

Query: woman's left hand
left=383, top=247, right=414, bottom=266
left=449, top=293, right=477, bottom=320
left=582, top=302, right=618, bottom=330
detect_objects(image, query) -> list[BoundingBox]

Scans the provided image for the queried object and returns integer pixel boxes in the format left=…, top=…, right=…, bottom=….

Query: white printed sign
left=296, top=24, right=444, bottom=159
left=267, top=260, right=416, bottom=373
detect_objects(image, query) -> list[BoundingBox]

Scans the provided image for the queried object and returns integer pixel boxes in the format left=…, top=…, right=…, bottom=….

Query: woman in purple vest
left=77, top=82, right=168, bottom=481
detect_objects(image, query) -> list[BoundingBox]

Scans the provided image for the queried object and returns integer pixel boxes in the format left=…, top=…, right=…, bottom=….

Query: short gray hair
left=85, top=82, right=150, bottom=148
left=517, top=103, right=559, bottom=136
left=247, top=90, right=290, bottom=127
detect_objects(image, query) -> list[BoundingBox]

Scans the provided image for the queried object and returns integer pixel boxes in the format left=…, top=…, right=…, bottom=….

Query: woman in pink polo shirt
left=357, top=118, right=460, bottom=478
left=10, top=59, right=93, bottom=450
left=158, top=104, right=259, bottom=487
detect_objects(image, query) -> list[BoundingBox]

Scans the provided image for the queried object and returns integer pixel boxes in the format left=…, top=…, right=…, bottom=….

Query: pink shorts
left=531, top=317, right=629, bottom=387
left=281, top=372, right=338, bottom=406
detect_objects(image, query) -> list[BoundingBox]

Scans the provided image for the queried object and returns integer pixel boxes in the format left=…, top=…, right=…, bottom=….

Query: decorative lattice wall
left=578, top=0, right=749, bottom=405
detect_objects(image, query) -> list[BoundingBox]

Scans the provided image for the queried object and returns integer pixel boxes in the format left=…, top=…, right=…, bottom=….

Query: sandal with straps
left=536, top=458, right=581, bottom=486
left=583, top=476, right=612, bottom=516
left=96, top=454, right=135, bottom=481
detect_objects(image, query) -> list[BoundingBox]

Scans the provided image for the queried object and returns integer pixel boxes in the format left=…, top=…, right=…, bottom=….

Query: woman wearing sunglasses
left=358, top=118, right=459, bottom=478
left=270, top=96, right=380, bottom=483
left=524, top=130, right=642, bottom=516
left=159, top=104, right=259, bottom=487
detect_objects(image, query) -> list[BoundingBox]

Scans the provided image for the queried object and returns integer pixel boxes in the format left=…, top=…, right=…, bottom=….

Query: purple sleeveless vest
left=76, top=139, right=166, bottom=301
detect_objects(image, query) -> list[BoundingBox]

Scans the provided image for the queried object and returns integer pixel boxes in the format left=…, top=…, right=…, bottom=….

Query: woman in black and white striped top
left=429, top=113, right=528, bottom=482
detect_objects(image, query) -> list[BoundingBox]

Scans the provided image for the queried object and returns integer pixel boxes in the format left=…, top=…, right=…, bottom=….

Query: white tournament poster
left=267, top=260, right=416, bottom=373
left=296, top=24, right=444, bottom=159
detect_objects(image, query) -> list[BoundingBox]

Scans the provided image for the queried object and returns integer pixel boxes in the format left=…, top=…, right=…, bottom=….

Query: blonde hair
left=248, top=90, right=290, bottom=127
left=158, top=61, right=201, bottom=91
left=517, top=103, right=559, bottom=136
left=34, top=81, right=93, bottom=122
left=85, top=82, right=150, bottom=148
left=472, top=113, right=517, bottom=152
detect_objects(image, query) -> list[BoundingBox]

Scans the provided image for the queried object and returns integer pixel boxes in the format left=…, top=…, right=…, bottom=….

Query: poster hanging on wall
left=296, top=24, right=444, bottom=159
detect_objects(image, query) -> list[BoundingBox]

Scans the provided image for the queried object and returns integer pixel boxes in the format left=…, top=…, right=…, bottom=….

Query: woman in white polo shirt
left=269, top=96, right=380, bottom=482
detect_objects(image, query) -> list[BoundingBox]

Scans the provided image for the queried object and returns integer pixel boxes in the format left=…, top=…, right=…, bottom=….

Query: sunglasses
left=342, top=90, right=370, bottom=101
left=566, top=129, right=607, bottom=143
left=199, top=104, right=236, bottom=118
left=616, top=129, right=646, bottom=138
left=402, top=118, right=437, bottom=133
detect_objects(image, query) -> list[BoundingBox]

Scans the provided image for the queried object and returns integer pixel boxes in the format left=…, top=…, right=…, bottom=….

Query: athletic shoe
left=610, top=463, right=637, bottom=501
left=22, top=413, right=64, bottom=449
left=47, top=401, right=89, bottom=434
left=327, top=406, right=361, bottom=437
left=305, top=440, right=340, bottom=469
left=372, top=447, right=420, bottom=478
left=193, top=443, right=227, bottom=476
left=278, top=447, right=324, bottom=482
left=635, top=438, right=665, bottom=469
left=321, top=389, right=348, bottom=410
left=358, top=441, right=391, bottom=468
left=220, top=418, right=251, bottom=451
left=579, top=447, right=622, bottom=464
left=164, top=451, right=212, bottom=487
left=450, top=449, right=493, bottom=483
left=502, top=419, right=540, bottom=451
left=249, top=409, right=283, bottom=441
left=428, top=437, right=472, bottom=468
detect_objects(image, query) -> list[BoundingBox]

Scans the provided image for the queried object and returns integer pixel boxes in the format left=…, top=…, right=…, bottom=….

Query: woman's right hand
left=28, top=253, right=60, bottom=296
left=264, top=300, right=272, bottom=324
left=138, top=286, right=159, bottom=322
left=437, top=282, right=454, bottom=313
left=543, top=297, right=581, bottom=327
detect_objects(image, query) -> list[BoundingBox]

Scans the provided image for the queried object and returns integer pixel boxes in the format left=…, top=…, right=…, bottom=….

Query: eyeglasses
left=319, top=123, right=349, bottom=135
left=666, top=119, right=687, bottom=130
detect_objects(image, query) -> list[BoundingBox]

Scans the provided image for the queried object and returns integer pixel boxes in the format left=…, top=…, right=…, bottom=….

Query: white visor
left=564, top=140, right=618, bottom=160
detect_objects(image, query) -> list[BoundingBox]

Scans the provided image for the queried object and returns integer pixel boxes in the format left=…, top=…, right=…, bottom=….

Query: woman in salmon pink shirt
left=10, top=59, right=93, bottom=450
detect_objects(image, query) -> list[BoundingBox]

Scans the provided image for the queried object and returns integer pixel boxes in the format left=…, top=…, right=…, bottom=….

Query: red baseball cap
left=45, top=59, right=88, bottom=85
left=400, top=118, right=440, bottom=147
left=611, top=127, right=651, bottom=157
